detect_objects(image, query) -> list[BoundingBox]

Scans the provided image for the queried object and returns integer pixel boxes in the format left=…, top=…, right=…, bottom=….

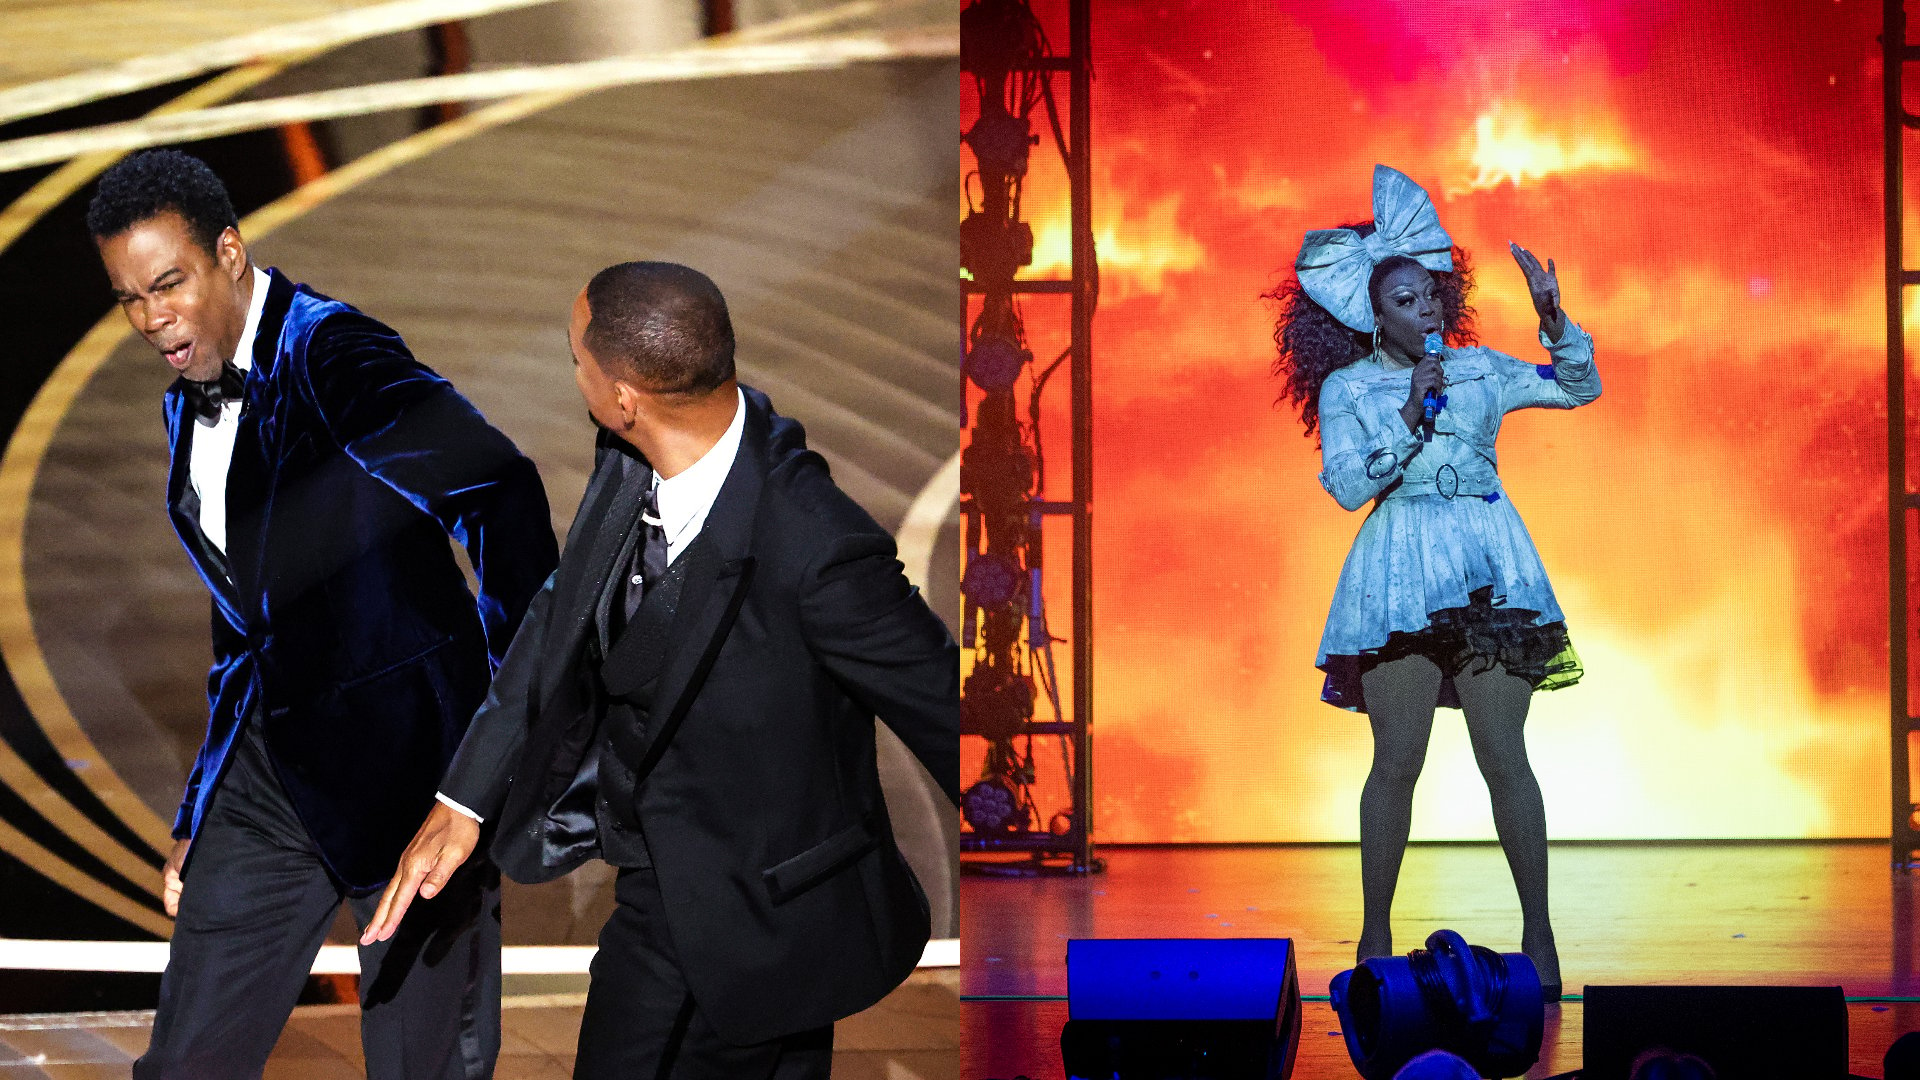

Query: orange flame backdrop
left=962, top=0, right=1918, bottom=841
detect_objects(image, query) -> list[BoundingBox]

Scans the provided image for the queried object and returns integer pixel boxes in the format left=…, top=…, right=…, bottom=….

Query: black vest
left=586, top=529, right=712, bottom=867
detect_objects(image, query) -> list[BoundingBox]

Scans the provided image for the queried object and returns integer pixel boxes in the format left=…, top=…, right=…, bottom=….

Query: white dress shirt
left=437, top=387, right=746, bottom=824
left=186, top=266, right=271, bottom=555
left=648, top=384, right=745, bottom=567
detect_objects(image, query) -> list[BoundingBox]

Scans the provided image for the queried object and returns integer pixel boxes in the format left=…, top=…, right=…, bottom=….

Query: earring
left=1371, top=327, right=1381, bottom=355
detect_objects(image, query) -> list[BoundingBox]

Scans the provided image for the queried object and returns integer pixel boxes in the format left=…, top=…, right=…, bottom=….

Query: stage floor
left=961, top=843, right=1919, bottom=1078
left=962, top=998, right=1920, bottom=1080
left=0, top=970, right=957, bottom=1078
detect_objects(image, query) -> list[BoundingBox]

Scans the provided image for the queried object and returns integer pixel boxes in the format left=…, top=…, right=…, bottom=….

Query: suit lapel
left=219, top=271, right=294, bottom=606
left=541, top=439, right=650, bottom=695
left=623, top=393, right=769, bottom=782
left=164, top=391, right=245, bottom=626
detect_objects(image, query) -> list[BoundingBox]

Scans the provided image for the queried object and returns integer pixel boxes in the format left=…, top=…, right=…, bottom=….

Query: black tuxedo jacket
left=164, top=268, right=557, bottom=889
left=439, top=385, right=959, bottom=1044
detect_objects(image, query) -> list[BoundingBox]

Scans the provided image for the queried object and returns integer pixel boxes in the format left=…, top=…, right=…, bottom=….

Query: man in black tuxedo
left=89, top=150, right=558, bottom=1079
left=363, top=261, right=958, bottom=1078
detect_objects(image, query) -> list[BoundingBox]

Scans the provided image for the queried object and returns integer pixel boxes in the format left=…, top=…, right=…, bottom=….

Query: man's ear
left=217, top=226, right=248, bottom=279
left=612, top=379, right=641, bottom=430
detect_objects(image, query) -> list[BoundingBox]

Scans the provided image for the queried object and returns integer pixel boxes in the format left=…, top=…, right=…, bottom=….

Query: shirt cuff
left=1539, top=314, right=1585, bottom=350
left=435, top=791, right=484, bottom=824
left=1389, top=419, right=1421, bottom=459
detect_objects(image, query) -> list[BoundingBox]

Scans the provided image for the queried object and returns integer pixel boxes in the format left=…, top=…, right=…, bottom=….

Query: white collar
left=649, top=386, right=746, bottom=544
left=230, top=266, right=271, bottom=372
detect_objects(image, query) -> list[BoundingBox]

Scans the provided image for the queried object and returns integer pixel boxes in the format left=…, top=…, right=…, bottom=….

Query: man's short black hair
left=583, top=262, right=735, bottom=395
left=85, top=149, right=238, bottom=253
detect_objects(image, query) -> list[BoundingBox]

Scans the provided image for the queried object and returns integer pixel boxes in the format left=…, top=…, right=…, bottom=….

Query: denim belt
left=1381, top=464, right=1503, bottom=502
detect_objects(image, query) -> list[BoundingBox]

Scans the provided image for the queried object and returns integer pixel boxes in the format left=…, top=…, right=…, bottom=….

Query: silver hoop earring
left=1371, top=327, right=1381, bottom=354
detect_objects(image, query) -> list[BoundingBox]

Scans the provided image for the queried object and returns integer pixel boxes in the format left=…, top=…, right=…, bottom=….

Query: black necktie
left=622, top=483, right=669, bottom=624
left=183, top=362, right=246, bottom=424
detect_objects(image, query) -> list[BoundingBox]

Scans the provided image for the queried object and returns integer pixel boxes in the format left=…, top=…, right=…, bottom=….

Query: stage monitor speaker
left=1059, top=938, right=1301, bottom=1080
left=1582, top=985, right=1848, bottom=1080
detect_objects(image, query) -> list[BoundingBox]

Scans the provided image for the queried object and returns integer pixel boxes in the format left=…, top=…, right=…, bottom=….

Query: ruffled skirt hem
left=1319, top=586, right=1583, bottom=713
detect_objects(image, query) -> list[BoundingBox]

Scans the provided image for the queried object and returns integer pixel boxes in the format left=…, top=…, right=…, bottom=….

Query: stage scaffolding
left=957, top=0, right=1099, bottom=873
left=1884, top=0, right=1919, bottom=994
left=1883, top=0, right=1920, bottom=874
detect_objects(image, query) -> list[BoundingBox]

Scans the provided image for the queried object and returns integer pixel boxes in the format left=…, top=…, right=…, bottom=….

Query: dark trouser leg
left=351, top=857, right=502, bottom=1080
left=1356, top=653, right=1443, bottom=963
left=576, top=868, right=833, bottom=1080
left=1453, top=661, right=1558, bottom=988
left=135, top=730, right=343, bottom=1080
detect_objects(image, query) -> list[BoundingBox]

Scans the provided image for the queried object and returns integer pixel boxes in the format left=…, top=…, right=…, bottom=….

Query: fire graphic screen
left=961, top=0, right=1913, bottom=842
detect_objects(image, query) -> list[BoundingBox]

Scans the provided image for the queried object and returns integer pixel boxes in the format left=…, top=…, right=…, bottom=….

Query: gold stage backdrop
left=962, top=0, right=1915, bottom=842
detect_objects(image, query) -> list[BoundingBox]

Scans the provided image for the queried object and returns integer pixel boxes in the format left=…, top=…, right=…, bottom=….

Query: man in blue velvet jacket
left=88, top=149, right=558, bottom=1080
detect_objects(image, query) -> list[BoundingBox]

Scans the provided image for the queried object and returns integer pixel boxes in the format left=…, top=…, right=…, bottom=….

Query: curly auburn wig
left=1264, top=222, right=1478, bottom=439
left=85, top=149, right=238, bottom=254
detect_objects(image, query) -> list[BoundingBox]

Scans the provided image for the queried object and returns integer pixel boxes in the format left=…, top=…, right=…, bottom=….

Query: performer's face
left=97, top=210, right=251, bottom=384
left=569, top=288, right=626, bottom=431
left=1373, top=262, right=1440, bottom=360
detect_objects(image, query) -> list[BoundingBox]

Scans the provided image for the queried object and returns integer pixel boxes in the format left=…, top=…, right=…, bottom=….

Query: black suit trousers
left=576, top=867, right=831, bottom=1080
left=134, top=720, right=501, bottom=1080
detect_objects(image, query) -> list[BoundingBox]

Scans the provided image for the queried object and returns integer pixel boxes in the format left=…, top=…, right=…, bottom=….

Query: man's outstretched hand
left=360, top=801, right=479, bottom=945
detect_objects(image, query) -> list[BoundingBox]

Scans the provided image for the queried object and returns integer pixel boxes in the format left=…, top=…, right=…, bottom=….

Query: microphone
left=1421, top=332, right=1444, bottom=423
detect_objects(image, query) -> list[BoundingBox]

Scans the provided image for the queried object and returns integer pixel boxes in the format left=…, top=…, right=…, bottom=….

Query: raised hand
left=359, top=801, right=480, bottom=944
left=1509, top=241, right=1565, bottom=342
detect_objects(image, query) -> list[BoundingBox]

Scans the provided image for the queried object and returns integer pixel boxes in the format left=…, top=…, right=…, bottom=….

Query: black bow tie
left=183, top=362, right=247, bottom=424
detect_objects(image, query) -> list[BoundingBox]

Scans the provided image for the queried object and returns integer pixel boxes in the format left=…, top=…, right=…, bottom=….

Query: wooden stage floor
left=963, top=998, right=1920, bottom=1080
left=961, top=843, right=1920, bottom=1079
left=0, top=970, right=957, bottom=1078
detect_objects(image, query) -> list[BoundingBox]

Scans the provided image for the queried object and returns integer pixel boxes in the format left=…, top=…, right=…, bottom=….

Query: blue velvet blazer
left=162, top=268, right=557, bottom=890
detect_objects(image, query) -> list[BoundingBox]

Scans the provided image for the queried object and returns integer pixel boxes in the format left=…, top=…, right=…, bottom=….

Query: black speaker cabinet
left=1582, top=985, right=1848, bottom=1080
left=1060, top=938, right=1302, bottom=1080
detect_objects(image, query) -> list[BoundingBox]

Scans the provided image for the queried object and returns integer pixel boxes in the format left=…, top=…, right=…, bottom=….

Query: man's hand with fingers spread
left=360, top=802, right=479, bottom=944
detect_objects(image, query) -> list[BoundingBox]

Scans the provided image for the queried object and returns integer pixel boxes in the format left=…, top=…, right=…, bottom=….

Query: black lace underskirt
left=1320, top=586, right=1583, bottom=713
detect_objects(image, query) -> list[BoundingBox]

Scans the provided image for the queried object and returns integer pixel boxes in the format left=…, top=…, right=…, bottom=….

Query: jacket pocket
left=335, top=634, right=455, bottom=692
left=1429, top=355, right=1496, bottom=440
left=761, top=816, right=880, bottom=906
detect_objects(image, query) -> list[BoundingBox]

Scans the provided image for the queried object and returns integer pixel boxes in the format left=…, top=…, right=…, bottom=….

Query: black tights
left=1355, top=653, right=1558, bottom=985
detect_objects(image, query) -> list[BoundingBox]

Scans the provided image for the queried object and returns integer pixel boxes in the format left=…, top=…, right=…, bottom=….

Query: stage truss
left=957, top=0, right=1099, bottom=873
left=1882, top=0, right=1918, bottom=990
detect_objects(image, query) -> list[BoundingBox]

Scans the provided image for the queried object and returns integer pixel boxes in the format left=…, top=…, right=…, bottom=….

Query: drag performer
left=1269, top=164, right=1600, bottom=1000
left=363, top=262, right=959, bottom=1079
left=88, top=149, right=557, bottom=1078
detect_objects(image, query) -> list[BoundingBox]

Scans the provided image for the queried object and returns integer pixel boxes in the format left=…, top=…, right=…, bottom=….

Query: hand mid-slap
left=359, top=802, right=480, bottom=944
left=1509, top=241, right=1565, bottom=342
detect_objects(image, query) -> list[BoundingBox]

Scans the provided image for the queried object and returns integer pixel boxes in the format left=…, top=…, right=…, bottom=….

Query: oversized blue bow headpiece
left=1295, top=164, right=1453, bottom=334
